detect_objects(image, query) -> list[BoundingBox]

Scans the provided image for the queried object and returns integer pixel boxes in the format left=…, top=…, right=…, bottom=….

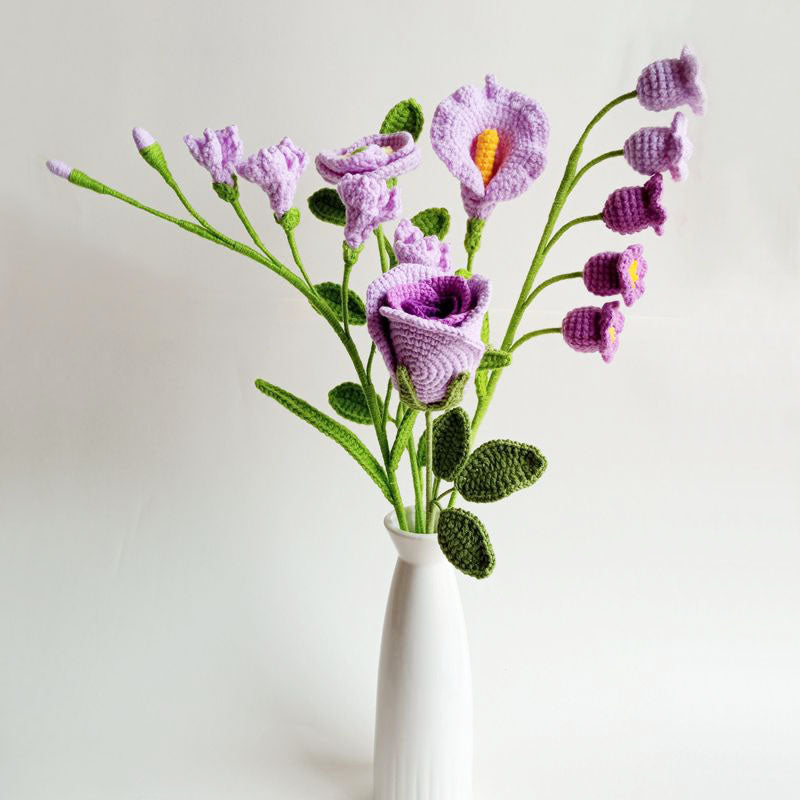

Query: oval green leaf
left=380, top=98, right=424, bottom=141
left=432, top=407, right=471, bottom=481
left=455, top=439, right=547, bottom=503
left=314, top=282, right=366, bottom=325
left=308, top=188, right=346, bottom=226
left=437, top=508, right=496, bottom=579
left=329, top=382, right=372, bottom=424
left=411, top=207, right=450, bottom=240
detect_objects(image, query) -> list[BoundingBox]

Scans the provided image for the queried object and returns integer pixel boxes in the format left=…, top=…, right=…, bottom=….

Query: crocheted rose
left=315, top=132, right=420, bottom=184
left=367, top=264, right=490, bottom=405
left=603, top=173, right=666, bottom=236
left=393, top=219, right=452, bottom=272
left=562, top=301, right=625, bottom=363
left=624, top=112, right=692, bottom=182
left=184, top=125, right=242, bottom=186
left=637, top=46, right=706, bottom=115
left=337, top=174, right=401, bottom=248
left=430, top=74, right=549, bottom=220
left=237, top=137, right=309, bottom=219
left=583, top=244, right=647, bottom=307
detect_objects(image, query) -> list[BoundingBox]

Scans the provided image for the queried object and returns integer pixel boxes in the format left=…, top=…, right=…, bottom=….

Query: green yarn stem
left=469, top=90, right=636, bottom=438
left=285, top=227, right=314, bottom=289
left=510, top=327, right=562, bottom=352
left=568, top=149, right=624, bottom=193
left=230, top=198, right=279, bottom=264
left=375, top=226, right=390, bottom=273
left=381, top=379, right=393, bottom=434
left=366, top=342, right=377, bottom=381
left=435, top=486, right=456, bottom=503
left=341, top=259, right=354, bottom=338
left=522, top=271, right=583, bottom=311
left=402, top=403, right=425, bottom=533
left=65, top=167, right=409, bottom=529
left=425, top=410, right=434, bottom=534
left=465, top=249, right=476, bottom=276
left=542, top=213, right=602, bottom=257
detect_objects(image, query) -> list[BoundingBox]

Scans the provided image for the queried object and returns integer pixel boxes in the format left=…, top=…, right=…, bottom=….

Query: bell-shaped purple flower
left=337, top=174, right=401, bottom=249
left=183, top=125, right=242, bottom=186
left=603, top=173, right=666, bottom=236
left=237, top=137, right=309, bottom=219
left=315, top=132, right=420, bottom=184
left=367, top=264, right=490, bottom=405
left=393, top=219, right=452, bottom=272
left=624, top=112, right=692, bottom=182
left=637, top=46, right=706, bottom=115
left=562, top=301, right=625, bottom=363
left=430, top=74, right=549, bottom=219
left=583, top=244, right=647, bottom=307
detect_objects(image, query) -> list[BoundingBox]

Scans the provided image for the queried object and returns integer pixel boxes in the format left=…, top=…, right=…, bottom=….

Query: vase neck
left=384, top=507, right=447, bottom=566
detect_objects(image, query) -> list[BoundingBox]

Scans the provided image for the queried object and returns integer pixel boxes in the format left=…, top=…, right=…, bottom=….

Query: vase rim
left=384, top=506, right=438, bottom=540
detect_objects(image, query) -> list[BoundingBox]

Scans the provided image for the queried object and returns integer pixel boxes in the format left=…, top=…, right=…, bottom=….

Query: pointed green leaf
left=314, top=282, right=366, bottom=325
left=308, top=188, right=346, bottom=226
left=397, top=365, right=469, bottom=412
left=328, top=382, right=372, bottom=425
left=432, top=407, right=471, bottom=481
left=255, top=379, right=391, bottom=501
left=380, top=98, right=424, bottom=141
left=411, top=207, right=450, bottom=240
left=384, top=238, right=398, bottom=268
left=477, top=348, right=512, bottom=370
left=390, top=408, right=418, bottom=470
left=455, top=440, right=547, bottom=503
left=476, top=313, right=491, bottom=398
left=437, top=508, right=496, bottom=579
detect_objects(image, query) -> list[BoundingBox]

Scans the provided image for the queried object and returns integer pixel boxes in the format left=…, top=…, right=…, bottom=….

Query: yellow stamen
left=473, top=128, right=500, bottom=187
left=608, top=326, right=617, bottom=344
left=628, top=258, right=639, bottom=285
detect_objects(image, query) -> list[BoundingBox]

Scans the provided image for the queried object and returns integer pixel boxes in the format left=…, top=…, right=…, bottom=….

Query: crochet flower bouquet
left=48, top=47, right=704, bottom=578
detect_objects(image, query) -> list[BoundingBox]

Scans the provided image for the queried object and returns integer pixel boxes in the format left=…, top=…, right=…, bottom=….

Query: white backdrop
left=2, top=1, right=799, bottom=798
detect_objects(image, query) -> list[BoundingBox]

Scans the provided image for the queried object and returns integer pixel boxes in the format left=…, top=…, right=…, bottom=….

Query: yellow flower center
left=473, top=128, right=500, bottom=187
left=628, top=258, right=639, bottom=285
left=608, top=326, right=617, bottom=344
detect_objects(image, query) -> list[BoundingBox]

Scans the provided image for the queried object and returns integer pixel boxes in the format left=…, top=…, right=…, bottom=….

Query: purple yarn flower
left=624, top=112, right=692, bottom=181
left=583, top=244, right=647, bottom=307
left=367, top=264, right=490, bottom=405
left=562, top=301, right=625, bottom=364
left=603, top=173, right=666, bottom=236
left=183, top=125, right=242, bottom=186
left=315, top=132, right=420, bottom=184
left=237, top=137, right=309, bottom=219
left=637, top=46, right=706, bottom=115
left=393, top=219, right=452, bottom=272
left=430, top=74, right=549, bottom=219
left=337, top=174, right=401, bottom=248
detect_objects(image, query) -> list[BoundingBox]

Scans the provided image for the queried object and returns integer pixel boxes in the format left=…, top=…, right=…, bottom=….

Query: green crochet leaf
left=380, top=98, right=424, bottom=141
left=476, top=313, right=491, bottom=398
left=384, top=238, right=398, bottom=268
left=328, top=382, right=372, bottom=425
left=432, top=407, right=471, bottom=481
left=308, top=188, right=346, bottom=226
left=437, top=508, right=496, bottom=579
left=456, top=440, right=547, bottom=503
left=411, top=208, right=450, bottom=240
left=416, top=430, right=427, bottom=468
left=397, top=366, right=469, bottom=412
left=255, top=379, right=391, bottom=501
left=477, top=348, right=512, bottom=370
left=314, top=282, right=366, bottom=325
left=390, top=408, right=418, bottom=470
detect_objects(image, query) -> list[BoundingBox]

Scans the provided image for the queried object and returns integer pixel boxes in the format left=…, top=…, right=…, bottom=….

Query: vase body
left=373, top=508, right=473, bottom=800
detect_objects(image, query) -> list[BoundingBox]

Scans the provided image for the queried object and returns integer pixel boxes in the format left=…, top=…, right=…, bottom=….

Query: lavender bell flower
left=583, top=244, right=647, bottom=307
left=393, top=219, right=452, bottom=272
left=637, top=46, right=706, bottom=115
left=562, top=301, right=625, bottom=363
left=337, top=174, right=401, bottom=249
left=315, top=132, right=420, bottom=184
left=237, top=137, right=309, bottom=219
left=603, top=173, right=667, bottom=236
left=624, top=112, right=692, bottom=181
left=367, top=264, right=490, bottom=405
left=183, top=125, right=242, bottom=186
left=430, top=74, right=549, bottom=219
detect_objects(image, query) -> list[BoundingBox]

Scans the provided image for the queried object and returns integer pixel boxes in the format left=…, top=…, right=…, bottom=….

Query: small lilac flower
left=367, top=264, right=490, bottom=405
left=603, top=173, right=667, bottom=236
left=315, top=132, right=420, bottom=184
left=237, top=137, right=309, bottom=219
left=624, top=112, right=692, bottom=181
left=430, top=74, right=549, bottom=219
left=562, top=301, right=625, bottom=364
left=337, top=174, right=401, bottom=249
left=637, top=46, right=706, bottom=115
left=183, top=125, right=242, bottom=186
left=132, top=127, right=155, bottom=152
left=583, top=244, right=647, bottom=307
left=46, top=160, right=72, bottom=179
left=393, top=219, right=452, bottom=272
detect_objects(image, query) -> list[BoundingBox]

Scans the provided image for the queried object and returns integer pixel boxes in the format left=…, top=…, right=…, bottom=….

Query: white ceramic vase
left=373, top=507, right=473, bottom=800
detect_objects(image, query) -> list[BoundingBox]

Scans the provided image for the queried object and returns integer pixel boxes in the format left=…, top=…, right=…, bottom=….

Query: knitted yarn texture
left=583, top=244, right=647, bottom=306
left=637, top=45, right=706, bottom=115
left=337, top=174, right=401, bottom=248
left=393, top=219, right=452, bottom=272
left=624, top=112, right=692, bottom=181
left=562, top=300, right=625, bottom=363
left=603, top=173, right=666, bottom=236
left=315, top=131, right=420, bottom=184
left=184, top=125, right=242, bottom=186
left=237, top=137, right=309, bottom=218
left=430, top=74, right=549, bottom=220
left=366, top=263, right=489, bottom=405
